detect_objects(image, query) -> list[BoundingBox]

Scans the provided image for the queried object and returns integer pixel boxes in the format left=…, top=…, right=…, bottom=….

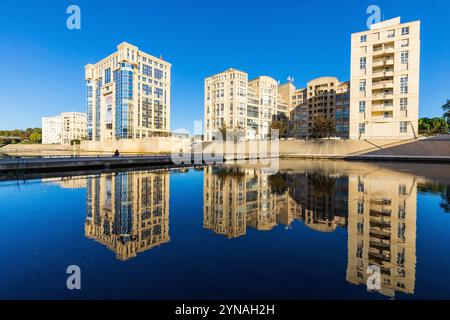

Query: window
left=401, top=27, right=410, bottom=35
left=359, top=80, right=366, bottom=92
left=400, top=121, right=408, bottom=133
left=398, top=206, right=406, bottom=219
left=154, top=68, right=163, bottom=79
left=142, top=84, right=151, bottom=95
left=400, top=98, right=408, bottom=111
left=360, top=57, right=366, bottom=70
left=358, top=181, right=365, bottom=192
left=104, top=68, right=111, bottom=84
left=400, top=76, right=408, bottom=94
left=360, top=35, right=367, bottom=43
left=142, top=64, right=152, bottom=76
left=401, top=51, right=409, bottom=64
left=399, top=184, right=407, bottom=195
left=359, top=101, right=366, bottom=113
left=357, top=200, right=364, bottom=214
left=387, top=30, right=395, bottom=38
left=401, top=39, right=409, bottom=48
left=359, top=123, right=365, bottom=133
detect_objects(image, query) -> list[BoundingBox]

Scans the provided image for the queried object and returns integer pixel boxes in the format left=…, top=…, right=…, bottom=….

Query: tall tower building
left=204, top=68, right=289, bottom=141
left=349, top=17, right=420, bottom=139
left=85, top=42, right=171, bottom=142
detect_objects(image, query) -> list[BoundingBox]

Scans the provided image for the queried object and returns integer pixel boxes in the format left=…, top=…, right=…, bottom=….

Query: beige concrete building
left=85, top=170, right=170, bottom=260
left=85, top=42, right=171, bottom=142
left=61, top=112, right=87, bottom=145
left=290, top=77, right=350, bottom=138
left=42, top=112, right=86, bottom=145
left=204, top=68, right=289, bottom=141
left=346, top=169, right=417, bottom=297
left=349, top=17, right=420, bottom=139
left=42, top=115, right=62, bottom=144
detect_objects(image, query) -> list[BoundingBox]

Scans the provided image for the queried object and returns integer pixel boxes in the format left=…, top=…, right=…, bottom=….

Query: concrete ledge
left=0, top=155, right=175, bottom=173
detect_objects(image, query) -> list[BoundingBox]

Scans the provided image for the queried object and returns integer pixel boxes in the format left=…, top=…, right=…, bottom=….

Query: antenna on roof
left=287, top=76, right=294, bottom=83
left=160, top=54, right=163, bottom=60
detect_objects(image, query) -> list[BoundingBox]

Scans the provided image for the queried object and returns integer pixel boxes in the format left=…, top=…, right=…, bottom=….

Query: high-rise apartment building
left=85, top=42, right=171, bottom=142
left=290, top=77, right=350, bottom=138
left=42, top=112, right=86, bottom=145
left=42, top=115, right=62, bottom=144
left=204, top=68, right=289, bottom=141
left=61, top=112, right=87, bottom=145
left=349, top=17, right=420, bottom=139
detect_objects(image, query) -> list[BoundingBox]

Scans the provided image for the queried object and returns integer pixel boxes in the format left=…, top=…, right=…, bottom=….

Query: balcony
left=372, top=92, right=394, bottom=100
left=372, top=80, right=394, bottom=90
left=372, top=46, right=395, bottom=57
left=372, top=103, right=394, bottom=112
left=372, top=69, right=394, bottom=79
left=371, top=114, right=394, bottom=123
left=373, top=58, right=395, bottom=68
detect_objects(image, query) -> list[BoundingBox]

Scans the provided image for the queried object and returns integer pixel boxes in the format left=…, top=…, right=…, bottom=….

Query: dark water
left=1, top=160, right=450, bottom=300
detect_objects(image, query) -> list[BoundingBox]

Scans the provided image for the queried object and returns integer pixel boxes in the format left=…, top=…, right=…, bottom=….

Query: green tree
left=419, top=117, right=449, bottom=135
left=29, top=132, right=42, bottom=144
left=311, top=116, right=336, bottom=139
left=442, top=99, right=450, bottom=119
left=269, top=120, right=287, bottom=137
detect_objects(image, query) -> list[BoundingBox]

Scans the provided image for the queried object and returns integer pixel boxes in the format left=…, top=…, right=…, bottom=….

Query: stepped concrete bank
left=200, top=135, right=450, bottom=162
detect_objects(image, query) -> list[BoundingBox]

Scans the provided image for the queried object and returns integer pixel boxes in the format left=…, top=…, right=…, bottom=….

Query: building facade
left=204, top=68, right=289, bottom=141
left=42, top=112, right=86, bottom=145
left=61, top=112, right=87, bottom=145
left=42, top=115, right=62, bottom=144
left=290, top=77, right=350, bottom=139
left=85, top=42, right=171, bottom=142
left=349, top=17, right=420, bottom=139
left=346, top=169, right=417, bottom=297
left=85, top=170, right=170, bottom=260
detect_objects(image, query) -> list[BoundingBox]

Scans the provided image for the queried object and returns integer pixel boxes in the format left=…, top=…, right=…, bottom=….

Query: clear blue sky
left=0, top=0, right=448, bottom=132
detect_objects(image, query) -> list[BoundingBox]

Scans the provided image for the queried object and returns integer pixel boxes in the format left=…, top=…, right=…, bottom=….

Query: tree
left=29, top=132, right=42, bottom=144
left=419, top=117, right=449, bottom=135
left=269, top=120, right=287, bottom=138
left=311, top=116, right=336, bottom=139
left=442, top=99, right=450, bottom=122
left=218, top=124, right=227, bottom=141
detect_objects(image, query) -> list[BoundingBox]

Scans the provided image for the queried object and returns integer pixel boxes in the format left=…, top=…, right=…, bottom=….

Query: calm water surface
left=1, top=160, right=450, bottom=300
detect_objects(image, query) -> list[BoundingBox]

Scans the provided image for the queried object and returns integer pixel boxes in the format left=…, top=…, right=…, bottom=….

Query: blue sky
left=0, top=0, right=449, bottom=132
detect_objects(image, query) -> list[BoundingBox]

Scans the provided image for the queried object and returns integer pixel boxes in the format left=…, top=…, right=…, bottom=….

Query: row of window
left=359, top=51, right=409, bottom=69
left=359, top=76, right=408, bottom=93
left=360, top=26, right=410, bottom=43
left=358, top=121, right=409, bottom=133
left=359, top=98, right=408, bottom=112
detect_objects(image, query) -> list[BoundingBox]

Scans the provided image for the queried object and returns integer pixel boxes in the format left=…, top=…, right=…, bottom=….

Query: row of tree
left=0, top=128, right=42, bottom=144
left=419, top=100, right=450, bottom=135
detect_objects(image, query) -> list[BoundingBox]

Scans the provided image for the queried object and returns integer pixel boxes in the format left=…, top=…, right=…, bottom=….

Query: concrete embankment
left=0, top=155, right=176, bottom=173
left=201, top=135, right=450, bottom=163
left=0, top=144, right=79, bottom=157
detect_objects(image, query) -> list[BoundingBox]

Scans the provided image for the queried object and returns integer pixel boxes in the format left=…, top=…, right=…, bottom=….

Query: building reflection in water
left=203, top=163, right=417, bottom=298
left=85, top=170, right=170, bottom=261
left=346, top=170, right=417, bottom=298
